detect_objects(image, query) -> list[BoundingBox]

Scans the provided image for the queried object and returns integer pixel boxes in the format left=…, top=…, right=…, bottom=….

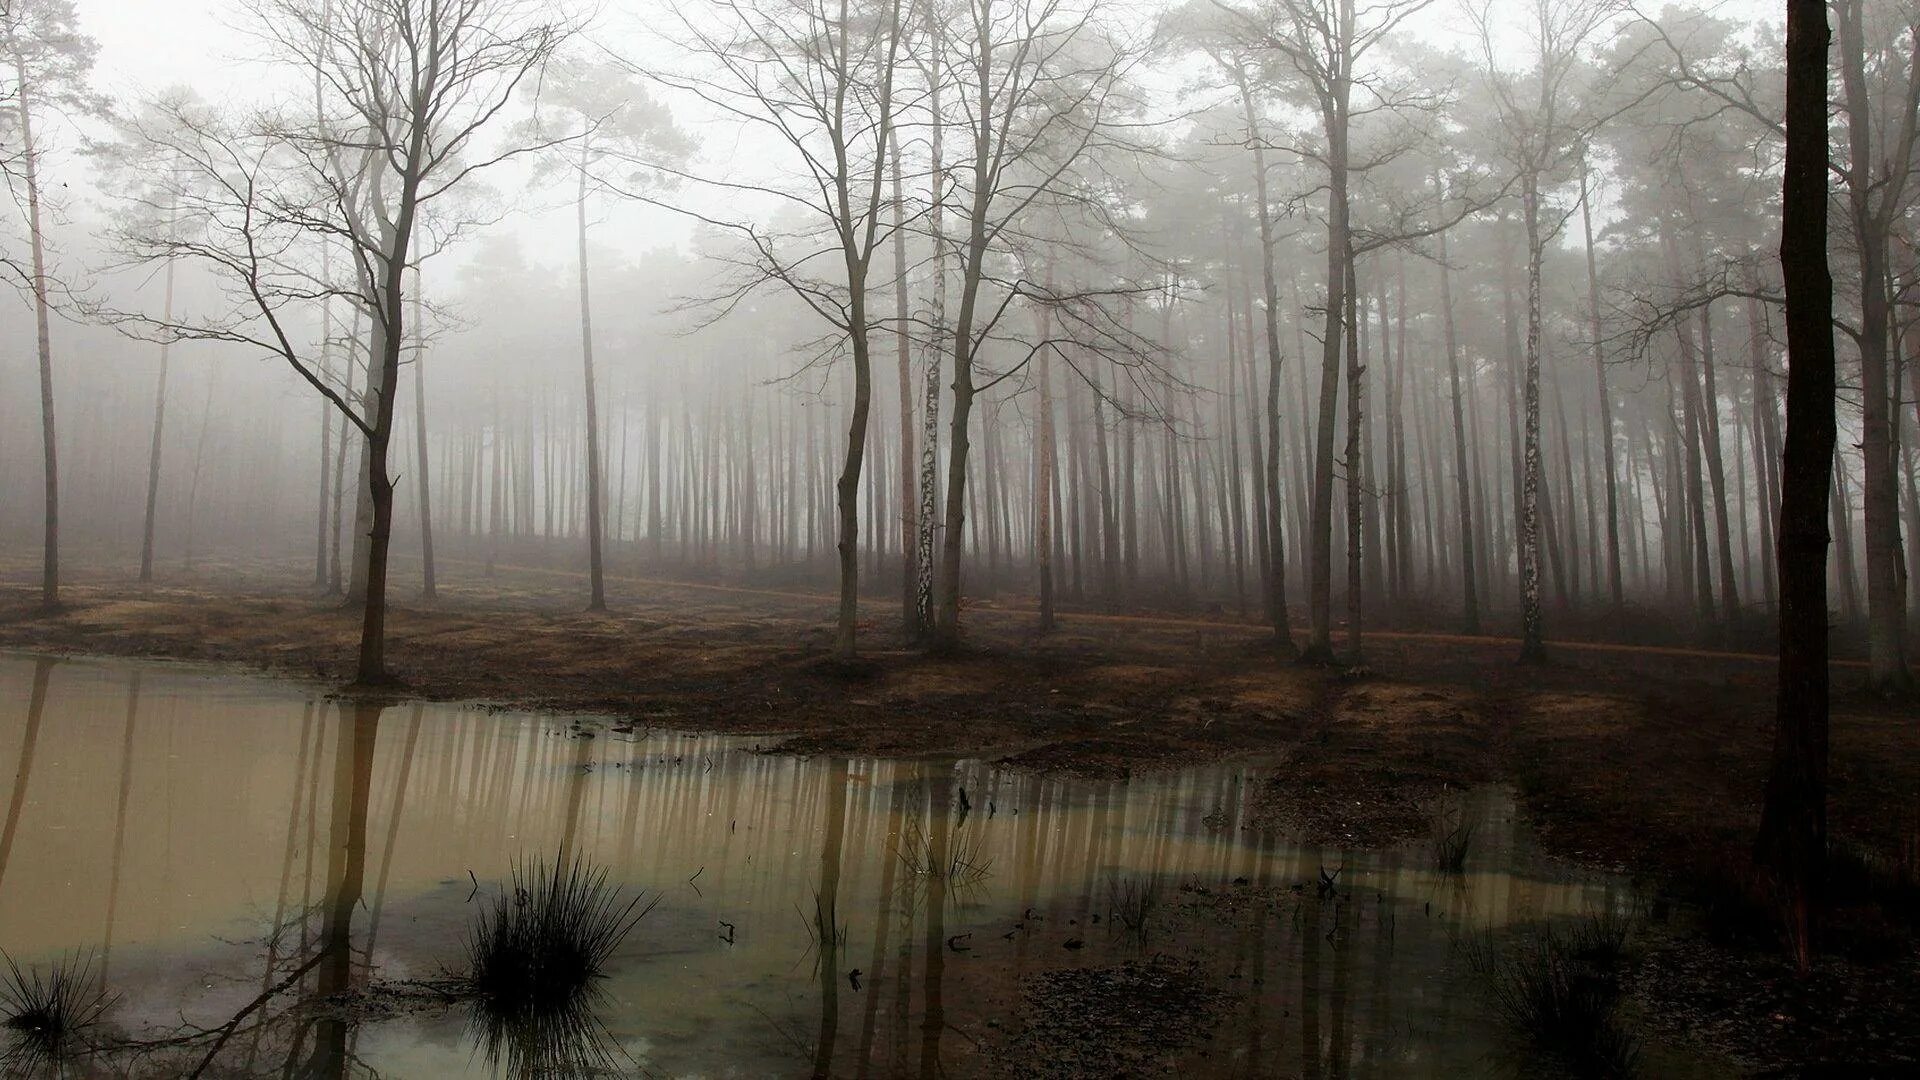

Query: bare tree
left=926, top=0, right=1158, bottom=650
left=1468, top=0, right=1615, bottom=663
left=648, top=0, right=909, bottom=659
left=1834, top=0, right=1917, bottom=693
left=1, top=0, right=102, bottom=609
left=523, top=53, right=689, bottom=611
left=95, top=90, right=209, bottom=585
left=1219, top=0, right=1442, bottom=662
left=112, top=0, right=570, bottom=684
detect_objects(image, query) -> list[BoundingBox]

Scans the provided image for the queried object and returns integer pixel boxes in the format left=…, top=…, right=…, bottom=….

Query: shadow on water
left=0, top=653, right=1727, bottom=1078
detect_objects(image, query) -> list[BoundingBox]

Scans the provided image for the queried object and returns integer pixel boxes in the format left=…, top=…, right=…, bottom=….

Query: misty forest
left=0, top=0, right=1914, bottom=1074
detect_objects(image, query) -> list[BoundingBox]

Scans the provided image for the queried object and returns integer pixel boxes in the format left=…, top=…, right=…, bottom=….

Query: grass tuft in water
left=1466, top=910, right=1641, bottom=1078
left=798, top=888, right=849, bottom=952
left=0, top=951, right=115, bottom=1074
left=1106, top=875, right=1161, bottom=945
left=463, top=856, right=657, bottom=1077
left=893, top=817, right=993, bottom=886
left=1429, top=795, right=1477, bottom=874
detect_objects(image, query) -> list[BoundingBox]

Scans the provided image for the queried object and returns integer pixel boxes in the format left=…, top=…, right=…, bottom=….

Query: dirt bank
left=1, top=564, right=1912, bottom=875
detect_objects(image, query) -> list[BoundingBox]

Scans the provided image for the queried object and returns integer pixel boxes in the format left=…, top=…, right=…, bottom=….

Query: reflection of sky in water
left=0, top=652, right=1645, bottom=1078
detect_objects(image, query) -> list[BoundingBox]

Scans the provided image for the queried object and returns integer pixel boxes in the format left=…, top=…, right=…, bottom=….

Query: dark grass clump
left=798, top=888, right=849, bottom=953
left=893, top=817, right=993, bottom=886
left=1, top=951, right=115, bottom=1075
left=463, top=857, right=657, bottom=1077
left=1466, top=912, right=1641, bottom=1078
left=1106, top=875, right=1161, bottom=945
left=1430, top=803, right=1477, bottom=875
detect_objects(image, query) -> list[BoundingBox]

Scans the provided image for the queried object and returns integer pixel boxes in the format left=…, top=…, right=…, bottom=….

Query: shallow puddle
left=0, top=652, right=1679, bottom=1077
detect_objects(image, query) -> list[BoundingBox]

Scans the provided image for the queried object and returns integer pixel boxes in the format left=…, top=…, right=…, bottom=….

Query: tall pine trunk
left=1757, top=0, right=1836, bottom=970
left=892, top=130, right=917, bottom=633
left=1238, top=66, right=1294, bottom=652
left=1517, top=174, right=1547, bottom=663
left=412, top=277, right=436, bottom=600
left=15, top=67, right=58, bottom=608
left=139, top=256, right=177, bottom=584
left=577, top=144, right=608, bottom=611
left=1437, top=221, right=1479, bottom=632
left=1836, top=0, right=1913, bottom=691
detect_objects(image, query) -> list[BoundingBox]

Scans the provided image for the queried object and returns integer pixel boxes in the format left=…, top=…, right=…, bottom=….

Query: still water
left=0, top=652, right=1648, bottom=1078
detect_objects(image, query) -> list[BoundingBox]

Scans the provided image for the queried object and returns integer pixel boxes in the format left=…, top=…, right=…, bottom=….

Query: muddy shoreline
left=2, top=572, right=1913, bottom=865
left=3, top=569, right=1917, bottom=1072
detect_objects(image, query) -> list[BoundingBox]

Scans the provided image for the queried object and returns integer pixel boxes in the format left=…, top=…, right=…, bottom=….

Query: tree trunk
left=411, top=275, right=436, bottom=600
left=354, top=172, right=425, bottom=685
left=15, top=67, right=58, bottom=608
left=1343, top=258, right=1365, bottom=660
left=577, top=140, right=608, bottom=611
left=1036, top=337, right=1057, bottom=632
left=833, top=286, right=875, bottom=659
left=1756, top=0, right=1835, bottom=969
left=348, top=304, right=383, bottom=605
left=1579, top=150, right=1623, bottom=612
left=1239, top=68, right=1295, bottom=651
left=1696, top=292, right=1740, bottom=626
left=1749, top=284, right=1782, bottom=610
left=892, top=129, right=917, bottom=634
left=1836, top=0, right=1913, bottom=692
left=1303, top=88, right=1351, bottom=663
left=140, top=256, right=177, bottom=584
left=316, top=332, right=333, bottom=588
left=1437, top=221, right=1480, bottom=632
left=1518, top=174, right=1547, bottom=664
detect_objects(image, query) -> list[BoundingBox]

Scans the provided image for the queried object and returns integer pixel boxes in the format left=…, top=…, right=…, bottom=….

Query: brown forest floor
left=1, top=553, right=1917, bottom=1071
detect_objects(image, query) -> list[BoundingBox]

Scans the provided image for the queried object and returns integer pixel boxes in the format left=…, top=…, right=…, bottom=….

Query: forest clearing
left=1, top=0, right=1917, bottom=1071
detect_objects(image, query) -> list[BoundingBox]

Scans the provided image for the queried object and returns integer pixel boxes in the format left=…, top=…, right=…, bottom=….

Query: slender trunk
left=356, top=160, right=426, bottom=684
left=316, top=310, right=333, bottom=588
left=139, top=256, right=177, bottom=584
left=1836, top=0, right=1913, bottom=691
left=932, top=25, right=994, bottom=650
left=15, top=65, right=58, bottom=607
left=578, top=139, right=608, bottom=610
left=330, top=325, right=354, bottom=594
left=915, top=11, right=945, bottom=636
left=1304, top=87, right=1351, bottom=663
left=1518, top=174, right=1547, bottom=663
left=412, top=273, right=436, bottom=600
left=1749, top=287, right=1781, bottom=609
left=1580, top=151, right=1623, bottom=611
left=892, top=129, right=917, bottom=633
left=1035, top=309, right=1057, bottom=632
left=347, top=305, right=382, bottom=605
left=833, top=286, right=876, bottom=659
left=1697, top=292, right=1740, bottom=625
left=1239, top=66, right=1294, bottom=651
left=1343, top=257, right=1365, bottom=660
left=1438, top=220, right=1479, bottom=632
left=1673, top=294, right=1719, bottom=627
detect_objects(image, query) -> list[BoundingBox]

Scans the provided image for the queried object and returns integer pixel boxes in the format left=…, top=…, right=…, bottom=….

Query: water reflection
left=0, top=656, right=51, bottom=900
left=286, top=699, right=379, bottom=1079
left=0, top=653, right=1650, bottom=1078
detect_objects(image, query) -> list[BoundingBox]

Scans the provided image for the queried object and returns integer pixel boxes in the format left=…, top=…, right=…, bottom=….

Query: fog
left=0, top=0, right=1910, bottom=679
left=2, top=0, right=1919, bottom=1071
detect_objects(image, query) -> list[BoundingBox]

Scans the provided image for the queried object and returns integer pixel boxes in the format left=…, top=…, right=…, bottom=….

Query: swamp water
left=0, top=652, right=1663, bottom=1078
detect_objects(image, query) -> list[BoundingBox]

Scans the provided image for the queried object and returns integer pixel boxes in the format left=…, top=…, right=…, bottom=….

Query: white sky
left=64, top=0, right=1782, bottom=290
left=78, top=0, right=698, bottom=283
